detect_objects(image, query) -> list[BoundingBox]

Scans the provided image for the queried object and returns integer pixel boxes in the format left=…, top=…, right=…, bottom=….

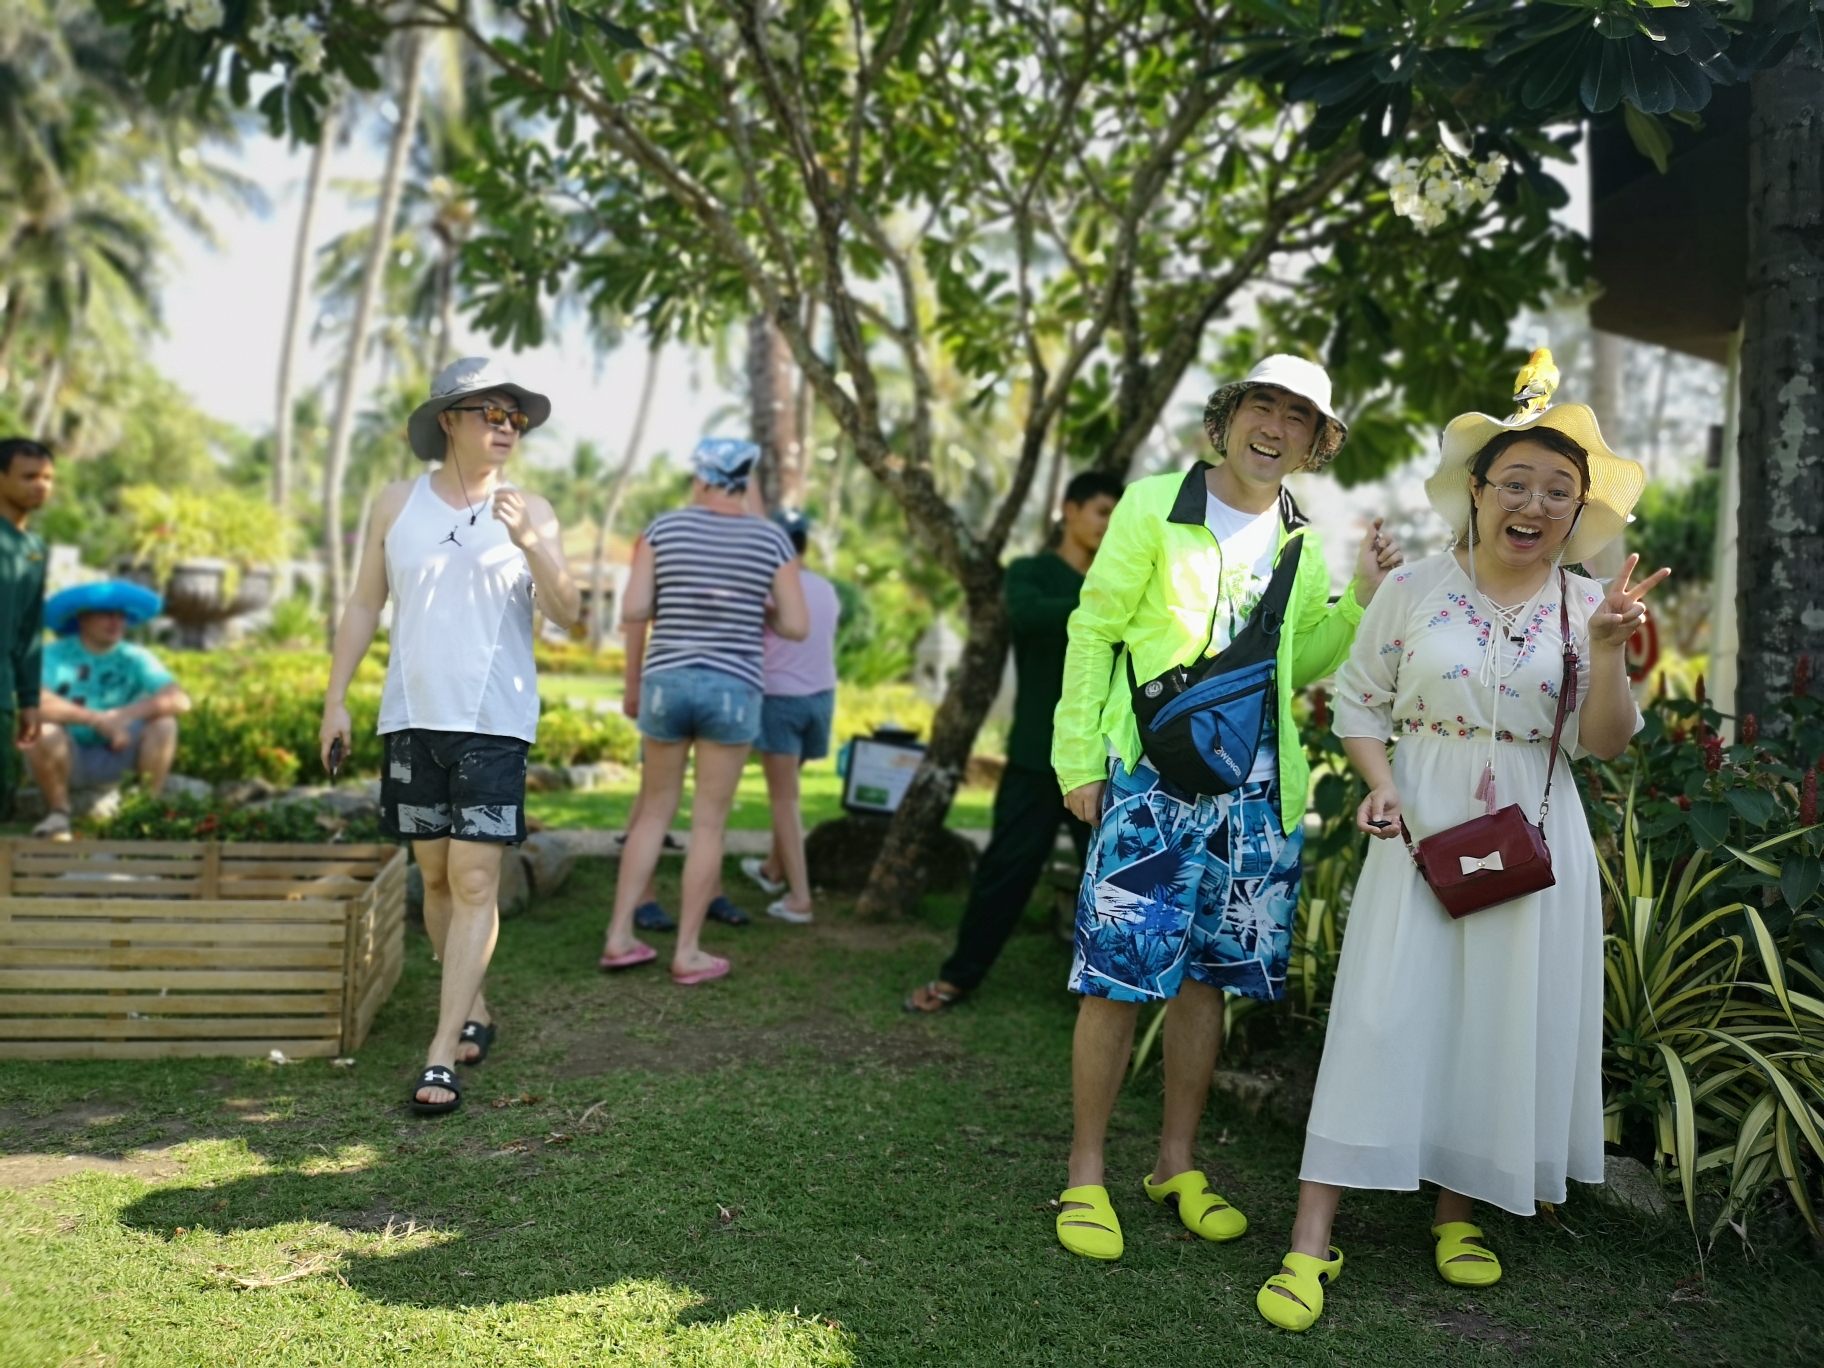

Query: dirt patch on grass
left=555, top=1013, right=965, bottom=1079
left=1431, top=1306, right=1529, bottom=1350
left=0, top=1141, right=190, bottom=1189
left=0, top=1099, right=137, bottom=1137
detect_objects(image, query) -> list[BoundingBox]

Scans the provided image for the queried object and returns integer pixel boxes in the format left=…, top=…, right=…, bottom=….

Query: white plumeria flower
left=182, top=0, right=223, bottom=31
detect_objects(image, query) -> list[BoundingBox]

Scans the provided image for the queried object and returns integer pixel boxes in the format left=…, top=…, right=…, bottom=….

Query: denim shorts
left=1069, top=759, right=1303, bottom=1004
left=756, top=689, right=835, bottom=760
left=638, top=666, right=762, bottom=746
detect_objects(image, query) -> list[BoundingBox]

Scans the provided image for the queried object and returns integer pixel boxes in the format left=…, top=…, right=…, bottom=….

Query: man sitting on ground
left=26, top=582, right=190, bottom=837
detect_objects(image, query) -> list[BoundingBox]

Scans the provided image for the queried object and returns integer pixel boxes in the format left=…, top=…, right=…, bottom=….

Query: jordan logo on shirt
left=439, top=529, right=462, bottom=548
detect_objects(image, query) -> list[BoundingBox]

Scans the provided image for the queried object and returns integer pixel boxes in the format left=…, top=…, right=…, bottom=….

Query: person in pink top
left=739, top=511, right=840, bottom=924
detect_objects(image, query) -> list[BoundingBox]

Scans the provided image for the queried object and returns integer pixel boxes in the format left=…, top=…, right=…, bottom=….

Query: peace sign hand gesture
left=1588, top=554, right=1671, bottom=651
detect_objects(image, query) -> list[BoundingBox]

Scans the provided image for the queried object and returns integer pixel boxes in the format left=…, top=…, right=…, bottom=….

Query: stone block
left=520, top=832, right=576, bottom=896
left=525, top=762, right=568, bottom=792
left=804, top=816, right=976, bottom=894
left=1592, top=1154, right=1669, bottom=1216
left=497, top=844, right=531, bottom=918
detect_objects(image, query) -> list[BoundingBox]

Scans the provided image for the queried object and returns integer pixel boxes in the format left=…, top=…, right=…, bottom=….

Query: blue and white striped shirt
left=641, top=506, right=796, bottom=690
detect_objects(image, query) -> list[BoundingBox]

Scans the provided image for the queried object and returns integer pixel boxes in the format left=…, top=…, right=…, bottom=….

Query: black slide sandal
left=409, top=1065, right=462, bottom=1115
left=458, top=1020, right=497, bottom=1065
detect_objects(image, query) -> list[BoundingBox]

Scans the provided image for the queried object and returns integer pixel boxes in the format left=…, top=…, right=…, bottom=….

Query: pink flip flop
left=671, top=955, right=731, bottom=987
left=598, top=942, right=658, bottom=971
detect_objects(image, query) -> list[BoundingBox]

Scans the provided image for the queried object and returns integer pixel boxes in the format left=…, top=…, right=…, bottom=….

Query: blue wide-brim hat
left=45, top=581, right=164, bottom=638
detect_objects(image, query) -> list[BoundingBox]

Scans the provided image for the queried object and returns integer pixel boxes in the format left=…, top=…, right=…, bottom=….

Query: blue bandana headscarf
left=692, top=438, right=761, bottom=491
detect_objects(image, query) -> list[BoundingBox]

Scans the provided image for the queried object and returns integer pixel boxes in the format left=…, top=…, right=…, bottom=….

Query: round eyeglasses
left=1480, top=479, right=1583, bottom=520
left=449, top=404, right=531, bottom=434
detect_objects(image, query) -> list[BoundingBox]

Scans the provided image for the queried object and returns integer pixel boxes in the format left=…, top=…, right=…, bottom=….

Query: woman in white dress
left=1255, top=362, right=1669, bottom=1332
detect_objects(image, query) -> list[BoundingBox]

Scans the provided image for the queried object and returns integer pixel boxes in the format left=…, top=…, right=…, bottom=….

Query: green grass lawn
left=2, top=859, right=1820, bottom=1367
left=526, top=758, right=998, bottom=832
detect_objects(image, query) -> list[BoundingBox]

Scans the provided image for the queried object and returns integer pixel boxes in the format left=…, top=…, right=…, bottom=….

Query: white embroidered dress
left=1301, top=551, right=1638, bottom=1215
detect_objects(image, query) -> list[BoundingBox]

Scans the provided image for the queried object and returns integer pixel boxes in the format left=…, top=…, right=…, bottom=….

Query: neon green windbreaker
left=1051, top=463, right=1365, bottom=834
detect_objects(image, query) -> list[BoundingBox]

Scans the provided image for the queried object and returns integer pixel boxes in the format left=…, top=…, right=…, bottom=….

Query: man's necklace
left=439, top=455, right=483, bottom=547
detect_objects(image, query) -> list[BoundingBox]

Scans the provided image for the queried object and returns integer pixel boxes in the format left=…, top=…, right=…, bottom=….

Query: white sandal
left=31, top=810, right=72, bottom=840
left=765, top=898, right=813, bottom=925
left=740, top=857, right=786, bottom=895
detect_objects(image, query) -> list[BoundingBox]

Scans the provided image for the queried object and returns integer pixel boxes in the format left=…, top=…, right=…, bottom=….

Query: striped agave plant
left=1600, top=788, right=1824, bottom=1237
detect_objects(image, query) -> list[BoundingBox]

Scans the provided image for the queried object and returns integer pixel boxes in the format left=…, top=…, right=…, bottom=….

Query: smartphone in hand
left=328, top=736, right=345, bottom=783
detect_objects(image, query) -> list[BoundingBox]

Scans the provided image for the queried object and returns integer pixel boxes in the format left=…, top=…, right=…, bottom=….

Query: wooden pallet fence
left=0, top=839, right=408, bottom=1061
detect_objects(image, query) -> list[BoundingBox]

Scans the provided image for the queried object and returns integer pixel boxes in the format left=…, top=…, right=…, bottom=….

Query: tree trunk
left=275, top=105, right=337, bottom=518
left=28, top=353, right=62, bottom=439
left=746, top=313, right=802, bottom=512
left=434, top=227, right=458, bottom=372
left=588, top=336, right=662, bottom=652
left=1736, top=44, right=1824, bottom=727
left=322, top=36, right=424, bottom=642
left=854, top=564, right=1009, bottom=919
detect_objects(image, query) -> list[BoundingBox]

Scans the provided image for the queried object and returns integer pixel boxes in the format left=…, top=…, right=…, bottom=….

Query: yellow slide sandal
left=1256, top=1246, right=1344, bottom=1332
left=1142, top=1168, right=1248, bottom=1242
left=1056, top=1184, right=1123, bottom=1260
left=1433, top=1221, right=1502, bottom=1287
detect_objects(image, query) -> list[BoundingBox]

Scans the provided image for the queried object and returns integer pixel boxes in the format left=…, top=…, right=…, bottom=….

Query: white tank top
left=377, top=474, right=540, bottom=742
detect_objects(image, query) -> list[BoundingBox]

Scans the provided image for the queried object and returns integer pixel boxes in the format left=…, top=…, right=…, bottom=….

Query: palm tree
left=274, top=105, right=339, bottom=518
left=0, top=0, right=239, bottom=436
left=321, top=31, right=425, bottom=637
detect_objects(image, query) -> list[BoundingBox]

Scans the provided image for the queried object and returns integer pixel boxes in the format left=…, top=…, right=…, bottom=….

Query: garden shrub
left=94, top=789, right=381, bottom=843
left=534, top=638, right=624, bottom=675
left=528, top=701, right=639, bottom=767
left=165, top=649, right=385, bottom=785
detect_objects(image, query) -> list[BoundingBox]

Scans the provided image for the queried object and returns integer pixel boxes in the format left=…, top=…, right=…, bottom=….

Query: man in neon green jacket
left=1050, top=355, right=1404, bottom=1261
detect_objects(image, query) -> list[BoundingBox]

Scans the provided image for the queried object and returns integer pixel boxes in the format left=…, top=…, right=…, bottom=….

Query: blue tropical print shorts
left=1069, top=760, right=1304, bottom=1003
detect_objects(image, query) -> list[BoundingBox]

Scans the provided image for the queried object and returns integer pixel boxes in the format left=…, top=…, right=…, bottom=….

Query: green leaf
left=1725, top=786, right=1778, bottom=829
left=1622, top=102, right=1675, bottom=174
left=580, top=32, right=628, bottom=102
left=1785, top=855, right=1822, bottom=910
left=1726, top=843, right=1782, bottom=878
left=1742, top=905, right=1797, bottom=1026
left=1688, top=799, right=1730, bottom=850
left=1657, top=1041, right=1699, bottom=1227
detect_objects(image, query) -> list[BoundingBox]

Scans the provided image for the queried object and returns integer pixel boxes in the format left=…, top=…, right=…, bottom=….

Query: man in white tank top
left=319, top=358, right=579, bottom=1116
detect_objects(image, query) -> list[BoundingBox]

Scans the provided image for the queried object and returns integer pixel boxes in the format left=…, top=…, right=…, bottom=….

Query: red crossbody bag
left=1398, top=572, right=1578, bottom=919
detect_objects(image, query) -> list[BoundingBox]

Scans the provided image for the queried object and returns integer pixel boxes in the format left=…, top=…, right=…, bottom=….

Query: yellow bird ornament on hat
left=1511, top=347, right=1560, bottom=419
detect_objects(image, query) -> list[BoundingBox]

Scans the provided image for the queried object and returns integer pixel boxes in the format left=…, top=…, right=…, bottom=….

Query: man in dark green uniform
left=905, top=470, right=1123, bottom=1013
left=0, top=438, right=53, bottom=814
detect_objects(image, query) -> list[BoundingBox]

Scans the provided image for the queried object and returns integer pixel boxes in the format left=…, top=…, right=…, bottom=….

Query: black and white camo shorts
left=379, top=729, right=530, bottom=845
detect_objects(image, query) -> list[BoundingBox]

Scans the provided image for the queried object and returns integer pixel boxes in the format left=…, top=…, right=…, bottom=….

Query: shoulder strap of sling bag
left=1186, top=529, right=1304, bottom=667
left=1537, top=568, right=1579, bottom=824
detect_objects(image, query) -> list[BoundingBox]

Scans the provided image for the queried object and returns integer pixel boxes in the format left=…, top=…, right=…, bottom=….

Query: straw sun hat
left=1425, top=348, right=1645, bottom=566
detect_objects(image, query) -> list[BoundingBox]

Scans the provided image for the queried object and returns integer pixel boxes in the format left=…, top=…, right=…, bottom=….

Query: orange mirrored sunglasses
left=448, top=404, right=531, bottom=433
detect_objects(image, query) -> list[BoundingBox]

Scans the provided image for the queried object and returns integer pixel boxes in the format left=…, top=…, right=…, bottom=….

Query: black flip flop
left=409, top=1065, right=462, bottom=1115
left=458, top=1020, right=497, bottom=1065
left=707, top=896, right=751, bottom=927
left=634, top=901, right=677, bottom=932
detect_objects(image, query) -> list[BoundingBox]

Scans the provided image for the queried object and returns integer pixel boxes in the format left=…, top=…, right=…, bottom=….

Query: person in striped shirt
left=597, top=438, right=809, bottom=986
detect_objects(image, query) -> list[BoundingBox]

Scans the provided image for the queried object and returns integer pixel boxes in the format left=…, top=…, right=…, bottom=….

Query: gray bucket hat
left=407, top=357, right=552, bottom=462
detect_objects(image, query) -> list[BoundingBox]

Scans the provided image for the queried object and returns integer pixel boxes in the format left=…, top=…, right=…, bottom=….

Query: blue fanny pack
left=1126, top=533, right=1302, bottom=796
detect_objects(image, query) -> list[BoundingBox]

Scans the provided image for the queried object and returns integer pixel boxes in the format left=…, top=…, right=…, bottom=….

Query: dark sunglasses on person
left=449, top=404, right=531, bottom=434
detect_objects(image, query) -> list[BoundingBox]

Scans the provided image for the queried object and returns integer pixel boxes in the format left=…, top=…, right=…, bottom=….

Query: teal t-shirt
left=43, top=638, right=174, bottom=747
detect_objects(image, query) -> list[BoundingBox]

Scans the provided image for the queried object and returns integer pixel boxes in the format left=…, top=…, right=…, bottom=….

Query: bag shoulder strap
left=1538, top=568, right=1580, bottom=823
